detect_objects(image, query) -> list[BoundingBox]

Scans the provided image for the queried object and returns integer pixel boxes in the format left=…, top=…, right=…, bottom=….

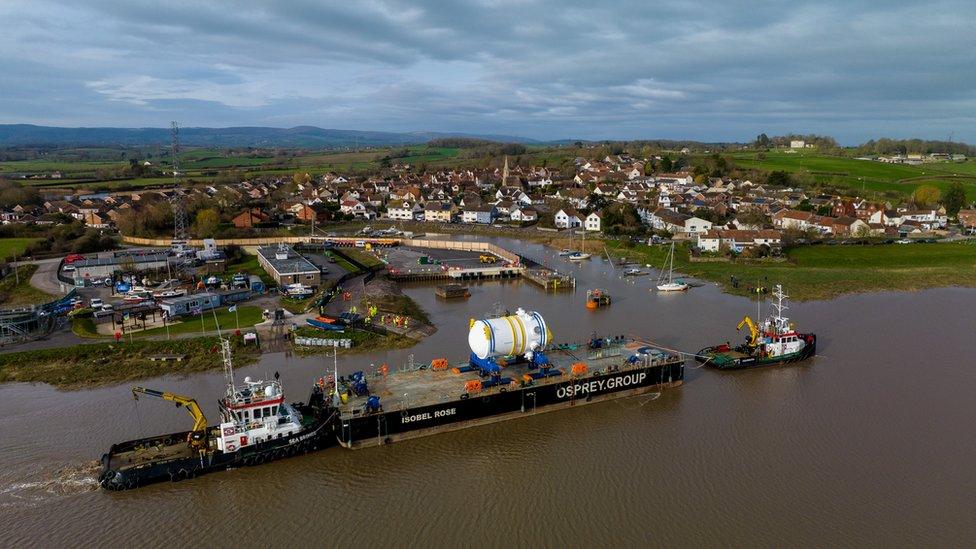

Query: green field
left=136, top=305, right=263, bottom=337
left=0, top=237, right=42, bottom=259
left=606, top=240, right=976, bottom=301
left=728, top=151, right=976, bottom=200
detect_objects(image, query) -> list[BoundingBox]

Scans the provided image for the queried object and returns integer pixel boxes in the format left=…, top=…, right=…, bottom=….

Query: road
left=26, top=258, right=69, bottom=296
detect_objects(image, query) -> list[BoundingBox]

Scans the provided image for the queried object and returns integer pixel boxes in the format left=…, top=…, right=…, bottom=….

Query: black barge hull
left=339, top=361, right=683, bottom=449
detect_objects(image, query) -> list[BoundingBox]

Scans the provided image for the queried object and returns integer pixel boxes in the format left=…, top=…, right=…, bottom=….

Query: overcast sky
left=2, top=0, right=974, bottom=143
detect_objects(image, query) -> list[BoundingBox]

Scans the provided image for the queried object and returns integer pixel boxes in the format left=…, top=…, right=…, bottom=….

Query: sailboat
left=567, top=227, right=591, bottom=261
left=656, top=242, right=688, bottom=291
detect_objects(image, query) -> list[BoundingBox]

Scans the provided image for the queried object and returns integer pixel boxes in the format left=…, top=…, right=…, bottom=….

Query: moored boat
left=696, top=285, right=816, bottom=369
left=655, top=242, right=688, bottom=291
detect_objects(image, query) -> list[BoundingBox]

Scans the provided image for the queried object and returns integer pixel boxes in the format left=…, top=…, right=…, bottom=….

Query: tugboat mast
left=770, top=285, right=790, bottom=333
left=220, top=337, right=236, bottom=399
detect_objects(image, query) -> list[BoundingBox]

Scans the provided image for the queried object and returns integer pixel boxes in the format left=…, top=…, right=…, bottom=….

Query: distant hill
left=0, top=124, right=539, bottom=148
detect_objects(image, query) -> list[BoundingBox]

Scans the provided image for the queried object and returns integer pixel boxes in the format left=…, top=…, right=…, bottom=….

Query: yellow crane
left=132, top=387, right=208, bottom=447
left=737, top=316, right=760, bottom=347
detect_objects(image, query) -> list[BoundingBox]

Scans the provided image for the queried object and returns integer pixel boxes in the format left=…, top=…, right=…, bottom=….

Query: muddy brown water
left=1, top=236, right=974, bottom=546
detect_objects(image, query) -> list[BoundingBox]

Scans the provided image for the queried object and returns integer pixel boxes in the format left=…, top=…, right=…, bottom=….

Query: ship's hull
left=99, top=407, right=337, bottom=491
left=337, top=361, right=684, bottom=449
left=696, top=334, right=817, bottom=370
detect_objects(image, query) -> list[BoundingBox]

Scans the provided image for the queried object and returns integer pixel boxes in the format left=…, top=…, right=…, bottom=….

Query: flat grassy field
left=0, top=237, right=41, bottom=259
left=728, top=151, right=976, bottom=200
left=605, top=240, right=976, bottom=301
left=137, top=306, right=263, bottom=337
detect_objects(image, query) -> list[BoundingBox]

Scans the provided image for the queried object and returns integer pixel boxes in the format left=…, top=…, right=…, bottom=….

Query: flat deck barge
left=334, top=337, right=683, bottom=449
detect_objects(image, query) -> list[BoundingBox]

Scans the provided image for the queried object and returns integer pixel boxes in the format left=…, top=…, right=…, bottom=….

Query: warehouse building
left=256, top=245, right=321, bottom=287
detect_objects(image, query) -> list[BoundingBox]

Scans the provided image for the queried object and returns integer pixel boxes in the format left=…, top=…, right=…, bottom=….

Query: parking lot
left=383, top=246, right=503, bottom=272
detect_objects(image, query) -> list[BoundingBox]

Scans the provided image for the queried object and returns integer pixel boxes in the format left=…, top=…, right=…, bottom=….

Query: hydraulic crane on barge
left=131, top=386, right=208, bottom=448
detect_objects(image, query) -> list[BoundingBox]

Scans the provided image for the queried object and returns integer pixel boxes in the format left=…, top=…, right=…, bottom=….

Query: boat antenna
left=200, top=285, right=236, bottom=398
left=331, top=348, right=340, bottom=407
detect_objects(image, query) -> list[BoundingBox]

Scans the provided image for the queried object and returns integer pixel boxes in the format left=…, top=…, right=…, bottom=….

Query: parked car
left=90, top=298, right=103, bottom=309
left=101, top=304, right=114, bottom=312
left=64, top=254, right=85, bottom=264
left=62, top=265, right=76, bottom=273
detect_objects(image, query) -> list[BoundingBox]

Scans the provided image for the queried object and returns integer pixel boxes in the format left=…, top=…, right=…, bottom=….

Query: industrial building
left=256, top=245, right=321, bottom=287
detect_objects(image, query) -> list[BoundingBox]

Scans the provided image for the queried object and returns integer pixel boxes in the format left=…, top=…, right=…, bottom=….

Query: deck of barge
left=335, top=340, right=680, bottom=419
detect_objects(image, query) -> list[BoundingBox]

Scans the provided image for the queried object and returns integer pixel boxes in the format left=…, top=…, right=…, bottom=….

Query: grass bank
left=0, top=264, right=54, bottom=307
left=0, top=336, right=261, bottom=390
left=292, top=326, right=416, bottom=355
left=604, top=239, right=976, bottom=301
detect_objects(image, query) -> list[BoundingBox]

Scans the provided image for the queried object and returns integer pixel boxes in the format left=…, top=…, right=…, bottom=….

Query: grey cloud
left=0, top=0, right=974, bottom=143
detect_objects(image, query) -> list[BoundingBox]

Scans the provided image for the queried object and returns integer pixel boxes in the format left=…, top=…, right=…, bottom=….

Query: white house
left=640, top=207, right=712, bottom=234
left=554, top=208, right=582, bottom=229
left=461, top=205, right=496, bottom=224
left=387, top=200, right=420, bottom=221
left=789, top=140, right=806, bottom=149
left=510, top=207, right=538, bottom=222
left=584, top=211, right=602, bottom=232
left=697, top=230, right=782, bottom=252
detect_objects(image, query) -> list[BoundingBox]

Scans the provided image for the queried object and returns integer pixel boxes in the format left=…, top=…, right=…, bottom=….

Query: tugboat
left=98, top=339, right=337, bottom=490
left=696, top=285, right=816, bottom=369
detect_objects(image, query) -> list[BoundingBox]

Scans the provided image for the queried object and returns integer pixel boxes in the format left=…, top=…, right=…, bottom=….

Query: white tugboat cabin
left=215, top=340, right=304, bottom=453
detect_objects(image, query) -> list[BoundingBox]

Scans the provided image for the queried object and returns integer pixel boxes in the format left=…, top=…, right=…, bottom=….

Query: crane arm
left=132, top=386, right=208, bottom=432
left=736, top=316, right=760, bottom=347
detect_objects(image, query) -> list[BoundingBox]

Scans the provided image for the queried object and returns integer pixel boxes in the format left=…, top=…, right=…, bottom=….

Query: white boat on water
left=558, top=249, right=575, bottom=257
left=656, top=242, right=688, bottom=292
left=566, top=229, right=591, bottom=261
left=623, top=267, right=643, bottom=276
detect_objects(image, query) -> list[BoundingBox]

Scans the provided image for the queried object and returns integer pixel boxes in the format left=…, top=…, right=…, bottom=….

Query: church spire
left=502, top=155, right=510, bottom=183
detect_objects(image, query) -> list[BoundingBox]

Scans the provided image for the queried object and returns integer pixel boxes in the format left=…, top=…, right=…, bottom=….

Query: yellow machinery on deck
left=132, top=387, right=208, bottom=447
left=737, top=316, right=759, bottom=347
left=479, top=254, right=497, bottom=264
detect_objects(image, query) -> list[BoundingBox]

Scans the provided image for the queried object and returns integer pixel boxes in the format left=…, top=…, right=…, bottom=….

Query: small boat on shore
left=623, top=268, right=644, bottom=276
left=696, top=285, right=816, bottom=369
left=307, top=316, right=344, bottom=331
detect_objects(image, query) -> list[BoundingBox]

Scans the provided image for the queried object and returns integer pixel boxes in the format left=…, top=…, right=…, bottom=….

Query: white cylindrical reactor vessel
left=468, top=308, right=549, bottom=360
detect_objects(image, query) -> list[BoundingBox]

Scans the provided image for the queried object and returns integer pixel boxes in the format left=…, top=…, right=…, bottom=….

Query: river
left=1, top=236, right=974, bottom=546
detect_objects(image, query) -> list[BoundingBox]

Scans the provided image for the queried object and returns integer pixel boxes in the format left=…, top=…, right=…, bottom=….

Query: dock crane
left=737, top=316, right=760, bottom=347
left=132, top=387, right=208, bottom=447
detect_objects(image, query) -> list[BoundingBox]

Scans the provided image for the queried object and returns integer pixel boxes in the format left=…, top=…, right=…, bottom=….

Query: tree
left=912, top=185, right=941, bottom=208
left=755, top=133, right=771, bottom=149
left=766, top=171, right=792, bottom=187
left=660, top=155, right=673, bottom=172
left=194, top=208, right=220, bottom=237
left=941, top=181, right=967, bottom=217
